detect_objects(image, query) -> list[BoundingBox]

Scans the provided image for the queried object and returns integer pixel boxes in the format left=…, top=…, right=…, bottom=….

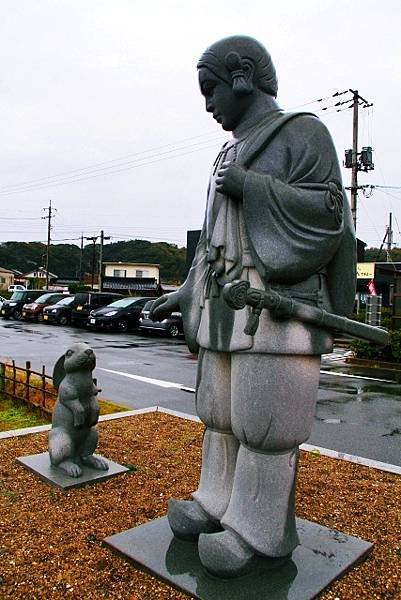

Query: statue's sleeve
left=242, top=116, right=346, bottom=284
left=178, top=222, right=208, bottom=353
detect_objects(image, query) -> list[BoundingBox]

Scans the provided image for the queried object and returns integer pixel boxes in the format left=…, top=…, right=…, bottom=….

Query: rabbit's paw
left=57, top=460, right=82, bottom=478
left=81, top=454, right=109, bottom=471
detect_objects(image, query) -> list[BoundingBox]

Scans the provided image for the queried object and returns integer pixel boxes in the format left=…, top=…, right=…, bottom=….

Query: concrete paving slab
left=16, top=452, right=129, bottom=489
left=104, top=516, right=373, bottom=600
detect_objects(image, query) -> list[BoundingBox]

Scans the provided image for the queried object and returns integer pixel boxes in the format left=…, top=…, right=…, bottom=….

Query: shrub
left=389, top=330, right=401, bottom=360
left=351, top=329, right=401, bottom=363
left=350, top=339, right=381, bottom=360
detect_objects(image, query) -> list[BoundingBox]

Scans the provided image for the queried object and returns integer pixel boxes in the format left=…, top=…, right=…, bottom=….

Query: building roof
left=22, top=267, right=58, bottom=278
left=103, top=262, right=160, bottom=268
left=102, top=276, right=161, bottom=293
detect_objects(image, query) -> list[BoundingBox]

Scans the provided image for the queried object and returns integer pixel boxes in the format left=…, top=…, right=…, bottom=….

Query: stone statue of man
left=151, top=35, right=356, bottom=578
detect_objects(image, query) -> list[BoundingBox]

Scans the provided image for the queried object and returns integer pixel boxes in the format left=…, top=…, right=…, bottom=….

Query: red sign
left=367, top=279, right=377, bottom=296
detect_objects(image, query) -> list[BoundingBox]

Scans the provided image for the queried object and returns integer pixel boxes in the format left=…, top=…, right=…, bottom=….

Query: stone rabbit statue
left=48, top=342, right=109, bottom=478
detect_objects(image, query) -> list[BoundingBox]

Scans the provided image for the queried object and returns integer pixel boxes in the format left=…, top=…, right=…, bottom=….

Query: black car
left=70, top=292, right=124, bottom=326
left=88, top=296, right=150, bottom=332
left=138, top=299, right=184, bottom=338
left=1, top=289, right=50, bottom=320
left=43, top=295, right=75, bottom=325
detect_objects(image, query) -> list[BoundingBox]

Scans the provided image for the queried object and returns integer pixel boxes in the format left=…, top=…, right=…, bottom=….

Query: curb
left=2, top=406, right=400, bottom=476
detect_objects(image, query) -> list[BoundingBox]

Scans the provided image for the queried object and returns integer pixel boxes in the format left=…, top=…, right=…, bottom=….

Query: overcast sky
left=1, top=0, right=400, bottom=251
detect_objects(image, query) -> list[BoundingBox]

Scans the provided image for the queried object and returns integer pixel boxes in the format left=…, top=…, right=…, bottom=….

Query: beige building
left=103, top=262, right=160, bottom=282
left=0, top=267, right=15, bottom=291
left=22, top=267, right=58, bottom=288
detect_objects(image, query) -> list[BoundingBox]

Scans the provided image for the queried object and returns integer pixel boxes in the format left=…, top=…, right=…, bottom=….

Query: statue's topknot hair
left=197, top=35, right=278, bottom=97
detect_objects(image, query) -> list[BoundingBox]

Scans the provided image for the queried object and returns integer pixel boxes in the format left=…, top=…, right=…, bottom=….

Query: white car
left=8, top=284, right=26, bottom=292
left=0, top=295, right=6, bottom=310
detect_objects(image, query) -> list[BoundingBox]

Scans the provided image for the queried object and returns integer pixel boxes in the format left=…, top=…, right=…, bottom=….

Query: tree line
left=364, top=247, right=401, bottom=263
left=0, top=239, right=187, bottom=284
left=1, top=241, right=399, bottom=285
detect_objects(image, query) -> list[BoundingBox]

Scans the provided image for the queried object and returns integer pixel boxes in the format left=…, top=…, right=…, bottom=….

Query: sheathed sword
left=222, top=280, right=389, bottom=346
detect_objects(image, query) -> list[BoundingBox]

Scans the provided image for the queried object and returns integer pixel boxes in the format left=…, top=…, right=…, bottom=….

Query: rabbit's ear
left=52, top=355, right=66, bottom=389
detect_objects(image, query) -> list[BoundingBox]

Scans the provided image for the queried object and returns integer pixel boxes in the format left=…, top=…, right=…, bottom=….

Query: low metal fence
left=0, top=360, right=56, bottom=415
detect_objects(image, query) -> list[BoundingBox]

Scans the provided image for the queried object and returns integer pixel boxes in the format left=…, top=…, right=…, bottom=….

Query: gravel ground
left=0, top=412, right=399, bottom=599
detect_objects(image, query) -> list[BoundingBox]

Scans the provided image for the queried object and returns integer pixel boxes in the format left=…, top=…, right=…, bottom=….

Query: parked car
left=1, top=289, right=49, bottom=320
left=8, top=284, right=27, bottom=292
left=139, top=299, right=184, bottom=338
left=70, top=292, right=124, bottom=326
left=0, top=295, right=6, bottom=311
left=22, top=292, right=67, bottom=322
left=88, top=296, right=150, bottom=332
left=42, top=295, right=75, bottom=325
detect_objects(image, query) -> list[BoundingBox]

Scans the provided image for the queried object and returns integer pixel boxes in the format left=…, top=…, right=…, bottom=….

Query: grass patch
left=0, top=394, right=50, bottom=431
left=0, top=393, right=129, bottom=432
left=98, top=399, right=130, bottom=415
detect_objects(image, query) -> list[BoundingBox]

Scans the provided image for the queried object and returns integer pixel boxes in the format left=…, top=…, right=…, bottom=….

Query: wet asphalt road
left=0, top=318, right=400, bottom=467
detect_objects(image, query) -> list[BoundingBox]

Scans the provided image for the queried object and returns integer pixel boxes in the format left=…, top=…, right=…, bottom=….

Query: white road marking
left=100, top=366, right=396, bottom=391
left=99, top=367, right=189, bottom=390
left=319, top=370, right=394, bottom=383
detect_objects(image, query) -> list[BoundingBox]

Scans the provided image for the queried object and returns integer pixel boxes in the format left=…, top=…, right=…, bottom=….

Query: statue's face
left=198, top=67, right=251, bottom=131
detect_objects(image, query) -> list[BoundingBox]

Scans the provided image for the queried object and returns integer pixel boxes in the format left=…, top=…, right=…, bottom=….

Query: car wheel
left=13, top=309, right=22, bottom=321
left=117, top=318, right=129, bottom=333
left=37, top=313, right=44, bottom=323
left=168, top=324, right=180, bottom=338
left=58, top=314, right=68, bottom=326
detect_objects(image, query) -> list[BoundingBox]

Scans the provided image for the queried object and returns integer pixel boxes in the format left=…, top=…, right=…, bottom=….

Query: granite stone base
left=16, top=452, right=129, bottom=490
left=104, top=516, right=373, bottom=600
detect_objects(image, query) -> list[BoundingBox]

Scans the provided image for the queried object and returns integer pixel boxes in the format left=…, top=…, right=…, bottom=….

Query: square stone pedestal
left=16, top=452, right=129, bottom=490
left=104, top=516, right=372, bottom=600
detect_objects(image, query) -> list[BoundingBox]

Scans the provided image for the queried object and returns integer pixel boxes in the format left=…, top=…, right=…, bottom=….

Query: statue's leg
left=198, top=353, right=321, bottom=577
left=48, top=427, right=82, bottom=478
left=79, top=427, right=109, bottom=471
left=168, top=348, right=239, bottom=541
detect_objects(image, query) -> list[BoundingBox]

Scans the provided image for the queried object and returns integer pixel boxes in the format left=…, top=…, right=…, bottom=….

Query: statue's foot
left=198, top=529, right=254, bottom=578
left=56, top=460, right=82, bottom=478
left=167, top=499, right=221, bottom=541
left=81, top=454, right=109, bottom=471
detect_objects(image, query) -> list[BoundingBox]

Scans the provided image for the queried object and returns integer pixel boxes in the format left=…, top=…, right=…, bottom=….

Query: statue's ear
left=52, top=355, right=66, bottom=389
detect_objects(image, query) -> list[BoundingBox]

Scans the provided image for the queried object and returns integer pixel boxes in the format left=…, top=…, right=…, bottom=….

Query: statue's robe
left=179, top=110, right=356, bottom=354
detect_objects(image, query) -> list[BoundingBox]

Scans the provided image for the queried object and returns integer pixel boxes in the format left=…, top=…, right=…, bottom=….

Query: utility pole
left=98, top=230, right=110, bottom=292
left=344, top=89, right=374, bottom=232
left=42, top=200, right=56, bottom=289
left=79, top=233, right=84, bottom=283
left=85, top=236, right=98, bottom=291
left=386, top=212, right=393, bottom=259
left=350, top=91, right=359, bottom=231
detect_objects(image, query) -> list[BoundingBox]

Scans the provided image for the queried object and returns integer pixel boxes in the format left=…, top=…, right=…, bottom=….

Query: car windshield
left=35, top=293, right=56, bottom=304
left=10, top=291, right=26, bottom=301
left=55, top=296, right=74, bottom=306
left=73, top=294, right=89, bottom=304
left=108, top=298, right=141, bottom=308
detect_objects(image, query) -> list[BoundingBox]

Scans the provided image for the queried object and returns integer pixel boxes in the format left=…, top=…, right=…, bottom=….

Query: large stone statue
left=151, top=35, right=356, bottom=578
left=49, top=342, right=109, bottom=478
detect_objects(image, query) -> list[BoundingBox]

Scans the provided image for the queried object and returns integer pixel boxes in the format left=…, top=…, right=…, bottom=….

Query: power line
left=288, top=89, right=349, bottom=110
left=0, top=216, right=43, bottom=221
left=0, top=140, right=224, bottom=196
left=0, top=136, right=226, bottom=196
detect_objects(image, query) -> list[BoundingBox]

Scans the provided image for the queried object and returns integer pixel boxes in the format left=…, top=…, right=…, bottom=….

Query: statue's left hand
left=216, top=162, right=246, bottom=201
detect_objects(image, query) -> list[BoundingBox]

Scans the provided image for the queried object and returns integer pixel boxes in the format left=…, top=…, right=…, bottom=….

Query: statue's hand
left=216, top=162, right=246, bottom=201
left=88, top=400, right=100, bottom=427
left=150, top=291, right=181, bottom=320
left=73, top=405, right=86, bottom=427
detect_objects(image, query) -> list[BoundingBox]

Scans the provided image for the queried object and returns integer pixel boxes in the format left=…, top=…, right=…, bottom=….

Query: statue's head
left=197, top=35, right=278, bottom=131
